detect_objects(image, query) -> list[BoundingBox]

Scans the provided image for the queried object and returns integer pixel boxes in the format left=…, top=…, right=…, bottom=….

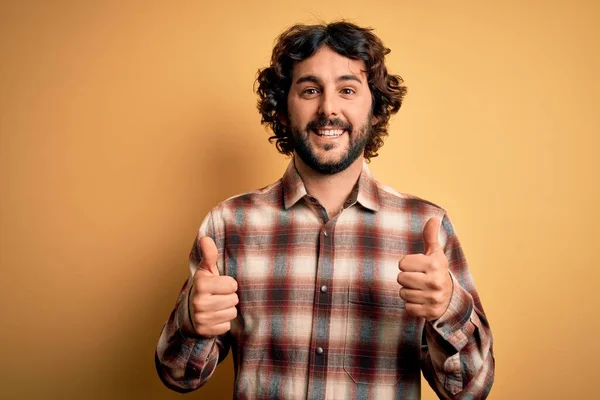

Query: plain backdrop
left=1, top=1, right=599, bottom=399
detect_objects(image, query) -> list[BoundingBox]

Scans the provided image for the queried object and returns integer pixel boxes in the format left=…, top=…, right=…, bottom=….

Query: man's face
left=286, top=46, right=376, bottom=175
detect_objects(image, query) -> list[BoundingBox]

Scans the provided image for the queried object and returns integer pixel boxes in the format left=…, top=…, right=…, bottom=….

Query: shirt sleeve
left=155, top=210, right=231, bottom=393
left=421, top=213, right=495, bottom=399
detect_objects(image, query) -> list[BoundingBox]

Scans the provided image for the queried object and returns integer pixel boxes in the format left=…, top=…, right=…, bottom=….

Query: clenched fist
left=398, top=217, right=452, bottom=321
left=189, top=237, right=239, bottom=337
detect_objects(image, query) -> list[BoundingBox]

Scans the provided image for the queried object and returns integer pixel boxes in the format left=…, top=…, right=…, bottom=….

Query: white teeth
left=316, top=129, right=344, bottom=137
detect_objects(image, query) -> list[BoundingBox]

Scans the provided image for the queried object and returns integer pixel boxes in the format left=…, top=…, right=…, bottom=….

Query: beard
left=290, top=115, right=372, bottom=175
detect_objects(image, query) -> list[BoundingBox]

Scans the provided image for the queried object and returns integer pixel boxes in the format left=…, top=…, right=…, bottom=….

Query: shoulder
left=373, top=181, right=461, bottom=246
left=375, top=180, right=447, bottom=217
left=207, top=179, right=284, bottom=225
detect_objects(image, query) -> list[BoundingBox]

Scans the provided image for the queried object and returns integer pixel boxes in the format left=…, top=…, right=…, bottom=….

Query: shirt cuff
left=427, top=271, right=475, bottom=352
left=176, top=279, right=200, bottom=338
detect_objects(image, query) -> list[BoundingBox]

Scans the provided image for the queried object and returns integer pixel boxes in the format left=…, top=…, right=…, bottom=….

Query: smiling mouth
left=313, top=128, right=345, bottom=138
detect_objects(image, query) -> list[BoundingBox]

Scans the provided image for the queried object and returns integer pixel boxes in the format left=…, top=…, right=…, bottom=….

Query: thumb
left=423, top=217, right=443, bottom=256
left=198, top=236, right=219, bottom=276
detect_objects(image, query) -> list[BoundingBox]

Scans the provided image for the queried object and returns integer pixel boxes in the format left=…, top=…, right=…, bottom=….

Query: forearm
left=421, top=276, right=494, bottom=399
left=155, top=279, right=227, bottom=392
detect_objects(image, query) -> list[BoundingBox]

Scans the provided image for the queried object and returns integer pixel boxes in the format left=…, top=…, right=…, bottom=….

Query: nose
left=317, top=90, right=339, bottom=117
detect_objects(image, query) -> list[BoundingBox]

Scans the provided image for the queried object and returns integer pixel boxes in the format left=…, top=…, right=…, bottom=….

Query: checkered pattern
left=156, top=160, right=494, bottom=399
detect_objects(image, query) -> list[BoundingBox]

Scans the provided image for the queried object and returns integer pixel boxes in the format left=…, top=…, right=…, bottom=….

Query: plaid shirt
left=156, top=160, right=494, bottom=399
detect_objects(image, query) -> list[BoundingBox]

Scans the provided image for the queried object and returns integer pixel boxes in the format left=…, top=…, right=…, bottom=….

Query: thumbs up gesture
left=189, top=237, right=239, bottom=337
left=397, top=217, right=452, bottom=321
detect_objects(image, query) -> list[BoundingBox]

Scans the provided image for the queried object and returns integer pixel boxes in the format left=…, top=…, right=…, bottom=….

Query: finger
left=204, top=293, right=239, bottom=312
left=405, top=302, right=446, bottom=321
left=193, top=306, right=237, bottom=327
left=398, top=254, right=428, bottom=273
left=404, top=302, right=426, bottom=318
left=197, top=321, right=231, bottom=337
left=423, top=217, right=443, bottom=256
left=209, top=306, right=238, bottom=325
left=397, top=271, right=427, bottom=290
left=399, top=288, right=426, bottom=304
left=205, top=276, right=238, bottom=295
left=403, top=303, right=436, bottom=320
left=198, top=236, right=219, bottom=275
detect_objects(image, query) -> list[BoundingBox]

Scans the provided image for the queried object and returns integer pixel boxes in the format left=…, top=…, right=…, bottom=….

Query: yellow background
left=1, top=1, right=598, bottom=399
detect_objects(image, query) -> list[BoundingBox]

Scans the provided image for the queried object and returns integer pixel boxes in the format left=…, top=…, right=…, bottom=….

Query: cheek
left=288, top=101, right=315, bottom=125
left=347, top=105, right=373, bottom=126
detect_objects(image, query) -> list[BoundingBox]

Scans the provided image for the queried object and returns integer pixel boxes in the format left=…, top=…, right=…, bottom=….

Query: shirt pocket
left=343, top=285, right=416, bottom=385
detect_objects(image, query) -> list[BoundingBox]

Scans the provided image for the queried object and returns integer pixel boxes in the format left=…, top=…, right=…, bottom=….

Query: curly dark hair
left=255, top=21, right=407, bottom=161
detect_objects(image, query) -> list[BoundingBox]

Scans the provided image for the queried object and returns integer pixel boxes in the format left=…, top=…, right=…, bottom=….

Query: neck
left=294, top=154, right=364, bottom=218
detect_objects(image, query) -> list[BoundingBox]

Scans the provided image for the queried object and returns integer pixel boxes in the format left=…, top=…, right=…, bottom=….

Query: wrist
left=178, top=281, right=199, bottom=337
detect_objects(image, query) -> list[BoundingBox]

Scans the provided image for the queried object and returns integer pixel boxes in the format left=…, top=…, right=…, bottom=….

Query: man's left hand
left=397, top=217, right=452, bottom=321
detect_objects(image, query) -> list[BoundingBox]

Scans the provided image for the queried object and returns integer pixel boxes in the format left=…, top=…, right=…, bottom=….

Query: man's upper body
left=155, top=21, right=494, bottom=399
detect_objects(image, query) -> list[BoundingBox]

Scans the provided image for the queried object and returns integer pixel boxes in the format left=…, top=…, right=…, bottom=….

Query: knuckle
left=196, top=303, right=208, bottom=314
left=430, top=292, right=444, bottom=304
left=195, top=279, right=210, bottom=294
left=222, top=321, right=231, bottom=333
left=424, top=290, right=434, bottom=301
left=218, top=276, right=237, bottom=292
left=399, top=288, right=406, bottom=299
left=190, top=296, right=202, bottom=311
left=434, top=275, right=446, bottom=290
left=226, top=277, right=238, bottom=292
left=428, top=259, right=440, bottom=272
left=427, top=275, right=443, bottom=290
left=199, top=310, right=212, bottom=322
left=198, top=302, right=213, bottom=314
left=192, top=313, right=206, bottom=327
left=196, top=325, right=209, bottom=336
left=427, top=278, right=438, bottom=290
left=191, top=295, right=208, bottom=312
left=397, top=273, right=404, bottom=286
left=429, top=308, right=443, bottom=320
left=399, top=255, right=414, bottom=269
left=405, top=303, right=417, bottom=315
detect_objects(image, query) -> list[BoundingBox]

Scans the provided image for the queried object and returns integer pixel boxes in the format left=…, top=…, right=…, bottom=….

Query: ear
left=278, top=114, right=288, bottom=127
left=370, top=115, right=379, bottom=125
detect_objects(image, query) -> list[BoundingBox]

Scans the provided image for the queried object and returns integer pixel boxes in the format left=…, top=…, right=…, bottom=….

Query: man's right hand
left=188, top=237, right=239, bottom=337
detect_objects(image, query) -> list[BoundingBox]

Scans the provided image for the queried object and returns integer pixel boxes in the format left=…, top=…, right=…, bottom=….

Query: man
left=156, top=21, right=494, bottom=399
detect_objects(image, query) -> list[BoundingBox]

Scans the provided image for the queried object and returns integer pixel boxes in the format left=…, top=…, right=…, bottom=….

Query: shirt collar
left=282, top=158, right=380, bottom=212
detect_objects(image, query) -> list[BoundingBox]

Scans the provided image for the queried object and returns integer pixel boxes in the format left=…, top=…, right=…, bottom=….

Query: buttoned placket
left=306, top=196, right=347, bottom=398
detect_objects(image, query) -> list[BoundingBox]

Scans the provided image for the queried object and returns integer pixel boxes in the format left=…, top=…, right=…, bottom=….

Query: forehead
left=291, top=46, right=367, bottom=81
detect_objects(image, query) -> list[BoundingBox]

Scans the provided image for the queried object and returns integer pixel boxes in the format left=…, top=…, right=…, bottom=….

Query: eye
left=340, top=88, right=356, bottom=95
left=302, top=88, right=320, bottom=96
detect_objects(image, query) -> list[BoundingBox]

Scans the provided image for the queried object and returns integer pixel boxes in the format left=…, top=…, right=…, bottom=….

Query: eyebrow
left=295, top=74, right=363, bottom=85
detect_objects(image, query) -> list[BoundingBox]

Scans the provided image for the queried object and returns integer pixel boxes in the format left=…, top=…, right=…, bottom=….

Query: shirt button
left=323, top=231, right=328, bottom=237
left=316, top=347, right=324, bottom=355
left=320, top=285, right=328, bottom=293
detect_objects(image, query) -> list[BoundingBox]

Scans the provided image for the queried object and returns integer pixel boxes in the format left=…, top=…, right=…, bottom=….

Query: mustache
left=306, top=117, right=352, bottom=133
